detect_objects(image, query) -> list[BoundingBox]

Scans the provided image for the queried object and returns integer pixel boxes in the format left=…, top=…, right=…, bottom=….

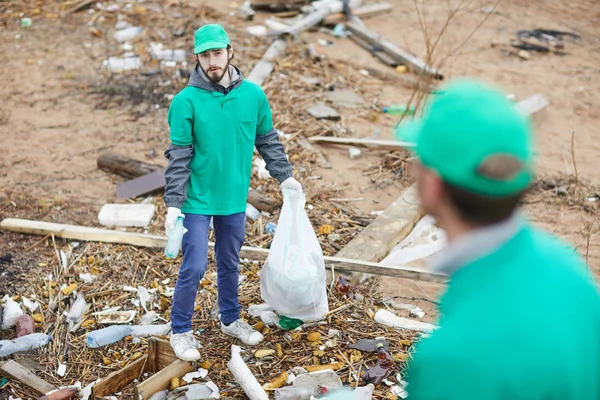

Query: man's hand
left=280, top=177, right=302, bottom=194
left=165, top=207, right=183, bottom=236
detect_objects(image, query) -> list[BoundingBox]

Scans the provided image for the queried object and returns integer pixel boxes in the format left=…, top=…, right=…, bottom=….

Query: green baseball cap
left=194, top=24, right=230, bottom=54
left=395, top=79, right=535, bottom=197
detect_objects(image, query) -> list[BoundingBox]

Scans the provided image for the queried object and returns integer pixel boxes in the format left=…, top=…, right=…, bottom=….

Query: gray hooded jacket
left=163, top=64, right=293, bottom=209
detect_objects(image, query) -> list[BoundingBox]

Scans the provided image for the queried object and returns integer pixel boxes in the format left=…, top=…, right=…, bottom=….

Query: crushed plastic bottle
left=245, top=203, right=261, bottom=221
left=362, top=343, right=394, bottom=385
left=0, top=333, right=52, bottom=357
left=113, top=26, right=142, bottom=42
left=382, top=104, right=416, bottom=116
left=86, top=325, right=132, bottom=348
left=278, top=315, right=303, bottom=331
left=164, top=215, right=185, bottom=259
left=15, top=314, right=35, bottom=337
left=265, top=222, right=277, bottom=234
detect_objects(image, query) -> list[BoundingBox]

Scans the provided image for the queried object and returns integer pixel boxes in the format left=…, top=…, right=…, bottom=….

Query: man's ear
left=228, top=46, right=234, bottom=61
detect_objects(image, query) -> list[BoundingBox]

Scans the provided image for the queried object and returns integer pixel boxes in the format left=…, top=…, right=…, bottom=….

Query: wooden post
left=0, top=360, right=56, bottom=397
left=135, top=360, right=195, bottom=400
left=346, top=21, right=443, bottom=79
left=323, top=3, right=393, bottom=25
left=246, top=39, right=288, bottom=87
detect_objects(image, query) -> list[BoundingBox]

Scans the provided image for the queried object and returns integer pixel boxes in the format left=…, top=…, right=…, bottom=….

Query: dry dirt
left=1, top=0, right=600, bottom=306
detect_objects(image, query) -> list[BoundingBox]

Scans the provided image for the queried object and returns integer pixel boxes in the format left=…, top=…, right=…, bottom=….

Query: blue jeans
left=171, top=212, right=246, bottom=333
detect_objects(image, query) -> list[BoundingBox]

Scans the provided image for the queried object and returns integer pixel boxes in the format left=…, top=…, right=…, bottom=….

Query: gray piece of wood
left=325, top=89, right=366, bottom=109
left=0, top=360, right=56, bottom=396
left=285, top=0, right=362, bottom=36
left=323, top=2, right=393, bottom=25
left=307, top=103, right=341, bottom=120
left=349, top=33, right=399, bottom=67
left=0, top=218, right=446, bottom=282
left=246, top=39, right=288, bottom=87
left=347, top=21, right=443, bottom=79
left=116, top=168, right=166, bottom=199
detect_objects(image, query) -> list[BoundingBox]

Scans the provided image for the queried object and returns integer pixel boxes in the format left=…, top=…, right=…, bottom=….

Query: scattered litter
left=103, top=56, right=141, bottom=72
left=150, top=43, right=187, bottom=62
left=15, top=315, right=35, bottom=337
left=0, top=333, right=52, bottom=357
left=1, top=297, right=23, bottom=330
left=349, top=338, right=390, bottom=353
left=130, top=323, right=171, bottom=338
left=306, top=103, right=340, bottom=120
left=325, top=89, right=366, bottom=109
left=56, top=363, right=67, bottom=377
left=113, top=26, right=142, bottom=42
left=79, top=273, right=96, bottom=283
left=246, top=203, right=261, bottom=221
left=348, top=147, right=362, bottom=159
left=228, top=345, right=269, bottom=400
left=96, top=310, right=136, bottom=325
left=182, top=368, right=209, bottom=383
left=21, top=296, right=40, bottom=313
left=140, top=310, right=157, bottom=325
left=86, top=325, right=132, bottom=348
left=265, top=222, right=277, bottom=234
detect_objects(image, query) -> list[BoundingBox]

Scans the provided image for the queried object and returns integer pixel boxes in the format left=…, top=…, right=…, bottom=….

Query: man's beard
left=201, top=61, right=230, bottom=84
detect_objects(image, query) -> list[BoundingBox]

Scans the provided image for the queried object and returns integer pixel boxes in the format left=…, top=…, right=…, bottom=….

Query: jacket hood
left=188, top=63, right=244, bottom=94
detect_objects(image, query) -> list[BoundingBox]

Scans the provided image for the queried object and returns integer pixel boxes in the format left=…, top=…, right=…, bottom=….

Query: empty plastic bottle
left=0, top=333, right=52, bottom=357
left=382, top=104, right=416, bottom=116
left=113, top=26, right=142, bottom=42
left=265, top=222, right=277, bottom=234
left=164, top=215, right=185, bottom=259
left=362, top=343, right=394, bottom=385
left=86, top=325, right=132, bottom=348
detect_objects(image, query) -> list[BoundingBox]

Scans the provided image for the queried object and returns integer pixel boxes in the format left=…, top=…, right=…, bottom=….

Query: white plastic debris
left=227, top=345, right=269, bottom=400
left=98, top=203, right=156, bottom=227
left=248, top=304, right=273, bottom=318
left=253, top=158, right=270, bottom=179
left=140, top=311, right=157, bottom=325
left=113, top=26, right=142, bottom=42
left=57, top=363, right=67, bottom=377
left=137, top=286, right=152, bottom=312
left=374, top=309, right=436, bottom=333
left=245, top=203, right=261, bottom=221
left=60, top=250, right=70, bottom=271
left=21, top=297, right=40, bottom=313
left=348, top=147, right=362, bottom=159
left=1, top=298, right=24, bottom=330
left=149, top=43, right=187, bottom=62
left=182, top=368, right=209, bottom=383
left=103, top=56, right=140, bottom=72
left=79, top=273, right=96, bottom=284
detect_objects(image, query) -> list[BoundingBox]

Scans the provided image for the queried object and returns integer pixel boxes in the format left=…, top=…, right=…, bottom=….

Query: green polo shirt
left=406, top=218, right=600, bottom=400
left=167, top=80, right=272, bottom=215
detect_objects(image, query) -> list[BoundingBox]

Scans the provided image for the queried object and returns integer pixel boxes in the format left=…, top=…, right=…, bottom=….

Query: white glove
left=280, top=177, right=302, bottom=194
left=165, top=207, right=183, bottom=236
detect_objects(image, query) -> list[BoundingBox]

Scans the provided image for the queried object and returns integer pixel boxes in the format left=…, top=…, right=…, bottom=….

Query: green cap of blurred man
left=194, top=24, right=230, bottom=54
left=396, top=79, right=534, bottom=198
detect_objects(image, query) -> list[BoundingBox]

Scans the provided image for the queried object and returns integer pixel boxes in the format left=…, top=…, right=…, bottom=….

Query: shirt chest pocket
left=236, top=111, right=257, bottom=144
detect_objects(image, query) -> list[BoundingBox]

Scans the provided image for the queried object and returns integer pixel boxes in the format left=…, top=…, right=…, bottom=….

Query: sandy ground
left=1, top=0, right=599, bottom=307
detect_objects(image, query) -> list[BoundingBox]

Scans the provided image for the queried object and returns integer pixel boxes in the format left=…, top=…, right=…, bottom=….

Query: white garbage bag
left=260, top=190, right=328, bottom=321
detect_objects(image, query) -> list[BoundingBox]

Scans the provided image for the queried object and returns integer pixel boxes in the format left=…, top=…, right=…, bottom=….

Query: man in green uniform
left=164, top=24, right=302, bottom=361
left=396, top=79, right=600, bottom=399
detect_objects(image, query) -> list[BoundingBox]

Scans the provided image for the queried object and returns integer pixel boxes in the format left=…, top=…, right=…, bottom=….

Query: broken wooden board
left=135, top=360, right=195, bottom=400
left=0, top=360, right=56, bottom=396
left=334, top=184, right=426, bottom=285
left=116, top=168, right=166, bottom=199
left=285, top=0, right=362, bottom=36
left=98, top=203, right=156, bottom=228
left=246, top=39, right=287, bottom=87
left=349, top=33, right=399, bottom=67
left=309, top=136, right=415, bottom=150
left=93, top=338, right=179, bottom=400
left=306, top=103, right=341, bottom=120
left=347, top=21, right=443, bottom=79
left=0, top=218, right=446, bottom=282
left=97, top=153, right=163, bottom=179
left=323, top=2, right=393, bottom=25
left=325, top=89, right=366, bottom=108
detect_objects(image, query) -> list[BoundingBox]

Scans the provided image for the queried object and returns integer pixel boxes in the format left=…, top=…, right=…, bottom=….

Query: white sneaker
left=170, top=331, right=201, bottom=361
left=221, top=319, right=264, bottom=346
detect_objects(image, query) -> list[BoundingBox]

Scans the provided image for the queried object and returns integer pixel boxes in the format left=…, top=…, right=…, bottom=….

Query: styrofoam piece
left=98, top=203, right=156, bottom=227
left=374, top=309, right=437, bottom=333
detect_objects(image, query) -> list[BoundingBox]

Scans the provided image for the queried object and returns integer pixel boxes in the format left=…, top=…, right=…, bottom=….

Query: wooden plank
left=349, top=33, right=399, bottom=67
left=335, top=184, right=426, bottom=284
left=0, top=360, right=56, bottom=396
left=246, top=39, right=288, bottom=87
left=323, top=3, right=393, bottom=25
left=346, top=21, right=443, bottom=79
left=308, top=136, right=415, bottom=150
left=135, top=360, right=195, bottom=400
left=284, top=0, right=362, bottom=36
left=116, top=168, right=166, bottom=199
left=0, top=218, right=445, bottom=282
left=92, top=356, right=147, bottom=398
left=152, top=338, right=178, bottom=369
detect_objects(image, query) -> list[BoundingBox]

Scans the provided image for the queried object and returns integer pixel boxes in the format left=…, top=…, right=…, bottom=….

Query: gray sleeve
left=163, top=144, right=194, bottom=209
left=255, top=128, right=293, bottom=183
